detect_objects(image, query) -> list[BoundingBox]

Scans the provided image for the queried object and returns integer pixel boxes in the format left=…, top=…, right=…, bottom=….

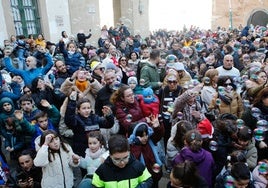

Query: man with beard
left=3, top=49, right=53, bottom=85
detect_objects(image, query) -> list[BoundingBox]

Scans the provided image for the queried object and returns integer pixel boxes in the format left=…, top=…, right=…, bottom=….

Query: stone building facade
left=0, top=0, right=267, bottom=45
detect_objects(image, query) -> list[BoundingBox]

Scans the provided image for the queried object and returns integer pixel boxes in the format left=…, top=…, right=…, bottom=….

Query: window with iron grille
left=10, top=0, right=41, bottom=37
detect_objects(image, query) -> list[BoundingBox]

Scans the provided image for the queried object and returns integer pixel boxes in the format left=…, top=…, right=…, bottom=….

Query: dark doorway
left=247, top=10, right=268, bottom=26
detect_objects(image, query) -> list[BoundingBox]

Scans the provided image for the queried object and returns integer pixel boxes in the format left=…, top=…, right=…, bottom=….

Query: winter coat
left=173, top=147, right=215, bottom=188
left=253, top=164, right=268, bottom=188
left=114, top=99, right=146, bottom=135
left=136, top=94, right=159, bottom=117
left=129, top=124, right=164, bottom=183
left=92, top=154, right=153, bottom=188
left=60, top=77, right=102, bottom=111
left=79, top=148, right=108, bottom=176
left=59, top=41, right=85, bottom=75
left=166, top=138, right=180, bottom=171
left=3, top=53, right=53, bottom=85
left=244, top=138, right=258, bottom=170
left=95, top=85, right=114, bottom=116
left=140, top=62, right=163, bottom=90
left=34, top=144, right=78, bottom=188
left=172, top=90, right=205, bottom=126
left=64, top=100, right=114, bottom=157
left=242, top=105, right=268, bottom=160
left=16, top=165, right=42, bottom=188
left=208, top=91, right=243, bottom=118
left=0, top=97, right=16, bottom=137
left=200, top=86, right=217, bottom=111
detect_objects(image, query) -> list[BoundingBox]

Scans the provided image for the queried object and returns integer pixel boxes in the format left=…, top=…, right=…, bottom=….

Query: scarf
left=75, top=80, right=88, bottom=92
left=85, top=147, right=105, bottom=159
left=219, top=92, right=233, bottom=105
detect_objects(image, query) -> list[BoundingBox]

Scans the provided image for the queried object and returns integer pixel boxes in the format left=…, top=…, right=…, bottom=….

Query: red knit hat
left=197, top=118, right=214, bottom=138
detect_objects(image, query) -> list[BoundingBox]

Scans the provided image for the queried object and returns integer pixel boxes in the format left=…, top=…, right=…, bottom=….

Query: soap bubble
left=216, top=98, right=221, bottom=105
left=218, top=86, right=225, bottom=95
left=236, top=119, right=244, bottom=129
left=224, top=175, right=234, bottom=188
left=203, top=77, right=210, bottom=84
left=177, top=112, right=183, bottom=119
left=112, top=81, right=121, bottom=91
left=243, top=100, right=251, bottom=108
left=209, top=140, right=218, bottom=151
left=252, top=107, right=261, bottom=118
left=254, top=128, right=265, bottom=141
left=192, top=79, right=200, bottom=86
left=257, top=120, right=268, bottom=131
left=126, top=114, right=132, bottom=122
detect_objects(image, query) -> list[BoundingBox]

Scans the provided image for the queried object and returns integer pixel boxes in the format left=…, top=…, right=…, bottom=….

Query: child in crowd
left=18, top=95, right=40, bottom=125
left=128, top=118, right=164, bottom=188
left=233, top=126, right=257, bottom=170
left=16, top=149, right=42, bottom=188
left=166, top=120, right=194, bottom=172
left=92, top=134, right=153, bottom=188
left=252, top=161, right=268, bottom=188
left=64, top=91, right=114, bottom=158
left=33, top=130, right=80, bottom=188
left=173, top=130, right=214, bottom=188
left=229, top=162, right=255, bottom=188
left=59, top=40, right=85, bottom=75
left=127, top=76, right=143, bottom=95
left=16, top=99, right=60, bottom=150
left=3, top=116, right=25, bottom=160
left=215, top=150, right=247, bottom=188
left=137, top=87, right=159, bottom=117
left=78, top=131, right=108, bottom=188
left=167, top=160, right=208, bottom=188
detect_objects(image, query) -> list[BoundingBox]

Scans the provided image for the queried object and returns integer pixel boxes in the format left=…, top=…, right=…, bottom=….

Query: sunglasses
left=168, top=80, right=177, bottom=84
left=121, top=59, right=127, bottom=61
left=96, top=67, right=104, bottom=71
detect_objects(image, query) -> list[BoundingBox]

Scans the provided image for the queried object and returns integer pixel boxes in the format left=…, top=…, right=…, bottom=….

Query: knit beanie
left=90, top=61, right=101, bottom=72
left=127, top=76, right=138, bottom=85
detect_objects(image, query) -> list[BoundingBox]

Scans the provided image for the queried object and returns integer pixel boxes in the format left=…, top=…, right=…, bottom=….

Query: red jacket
left=137, top=95, right=160, bottom=117
left=115, top=99, right=146, bottom=133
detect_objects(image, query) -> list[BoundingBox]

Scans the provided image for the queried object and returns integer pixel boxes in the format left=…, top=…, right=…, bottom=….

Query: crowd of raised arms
left=0, top=23, right=267, bottom=188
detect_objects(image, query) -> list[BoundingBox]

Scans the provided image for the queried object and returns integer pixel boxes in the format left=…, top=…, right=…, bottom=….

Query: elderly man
left=3, top=50, right=53, bottom=85
left=216, top=54, right=240, bottom=78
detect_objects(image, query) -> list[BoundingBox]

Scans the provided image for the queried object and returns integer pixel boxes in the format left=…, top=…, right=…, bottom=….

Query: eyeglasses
left=111, top=153, right=130, bottom=164
left=168, top=80, right=177, bottom=84
left=121, top=59, right=127, bottom=61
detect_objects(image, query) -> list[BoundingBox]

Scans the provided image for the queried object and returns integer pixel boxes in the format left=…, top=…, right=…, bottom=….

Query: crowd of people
left=0, top=23, right=267, bottom=187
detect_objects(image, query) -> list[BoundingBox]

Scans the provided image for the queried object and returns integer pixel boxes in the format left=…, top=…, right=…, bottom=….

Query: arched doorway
left=247, top=10, right=268, bottom=26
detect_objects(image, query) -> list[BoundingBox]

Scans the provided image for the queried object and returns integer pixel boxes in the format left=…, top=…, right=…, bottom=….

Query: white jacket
left=34, top=144, right=78, bottom=188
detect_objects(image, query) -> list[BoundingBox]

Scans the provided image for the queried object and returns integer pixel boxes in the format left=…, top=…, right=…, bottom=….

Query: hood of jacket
left=0, top=97, right=15, bottom=115
left=180, top=146, right=207, bottom=164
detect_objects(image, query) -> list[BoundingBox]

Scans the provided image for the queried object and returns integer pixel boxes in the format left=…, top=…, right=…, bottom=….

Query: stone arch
left=247, top=9, right=268, bottom=26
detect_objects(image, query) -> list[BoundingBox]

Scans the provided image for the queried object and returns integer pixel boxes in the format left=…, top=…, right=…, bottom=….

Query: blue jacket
left=59, top=41, right=85, bottom=75
left=3, top=53, right=53, bottom=85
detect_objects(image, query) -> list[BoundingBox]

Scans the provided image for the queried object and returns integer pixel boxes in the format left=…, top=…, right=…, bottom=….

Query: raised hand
left=14, top=110, right=24, bottom=121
